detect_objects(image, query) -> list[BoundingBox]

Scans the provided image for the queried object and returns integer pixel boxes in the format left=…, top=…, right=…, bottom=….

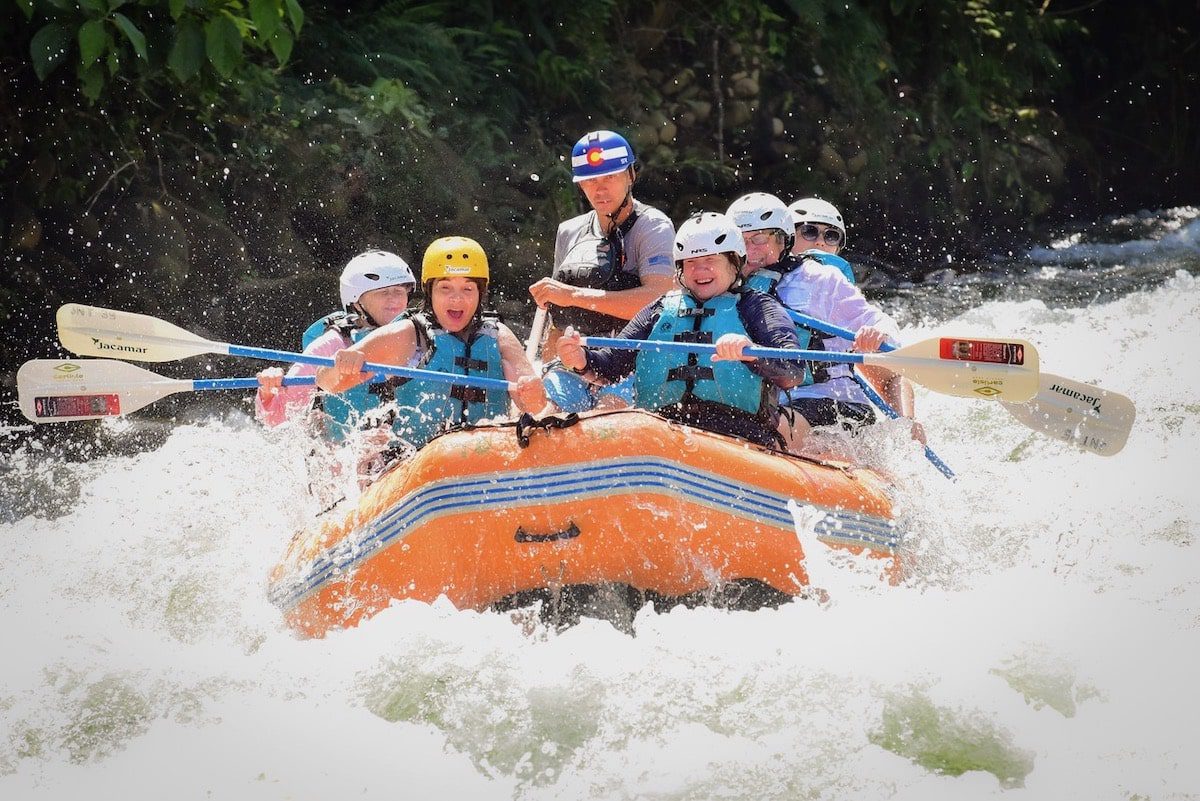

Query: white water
left=3, top=234, right=1198, bottom=800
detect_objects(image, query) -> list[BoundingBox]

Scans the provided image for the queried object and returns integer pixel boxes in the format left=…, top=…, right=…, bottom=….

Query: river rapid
left=2, top=207, right=1198, bottom=800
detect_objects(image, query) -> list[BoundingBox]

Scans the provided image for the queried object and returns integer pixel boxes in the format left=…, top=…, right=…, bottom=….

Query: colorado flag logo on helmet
left=570, top=130, right=635, bottom=183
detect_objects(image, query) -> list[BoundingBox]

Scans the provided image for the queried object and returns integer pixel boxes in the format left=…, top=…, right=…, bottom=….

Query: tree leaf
left=168, top=0, right=185, bottom=20
left=250, top=0, right=280, bottom=41
left=30, top=23, right=73, bottom=82
left=284, top=0, right=304, bottom=35
left=205, top=15, right=244, bottom=79
left=112, top=13, right=148, bottom=61
left=78, top=61, right=105, bottom=102
left=78, top=19, right=107, bottom=67
left=168, top=20, right=205, bottom=82
left=269, top=26, right=293, bottom=65
left=78, top=0, right=107, bottom=12
left=16, top=0, right=34, bottom=21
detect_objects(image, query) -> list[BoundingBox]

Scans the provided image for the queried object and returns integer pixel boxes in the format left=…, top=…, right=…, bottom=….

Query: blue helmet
left=570, top=130, right=636, bottom=183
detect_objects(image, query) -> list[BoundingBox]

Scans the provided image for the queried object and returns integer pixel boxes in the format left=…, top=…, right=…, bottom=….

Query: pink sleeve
left=254, top=331, right=347, bottom=427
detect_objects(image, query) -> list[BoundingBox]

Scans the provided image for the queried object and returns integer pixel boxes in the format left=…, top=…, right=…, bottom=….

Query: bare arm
left=496, top=324, right=548, bottom=413
left=315, top=320, right=418, bottom=392
left=530, top=273, right=675, bottom=321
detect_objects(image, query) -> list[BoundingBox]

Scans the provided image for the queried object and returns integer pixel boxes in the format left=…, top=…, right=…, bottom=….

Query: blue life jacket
left=798, top=249, right=855, bottom=284
left=634, top=290, right=767, bottom=416
left=387, top=313, right=509, bottom=448
left=301, top=311, right=394, bottom=440
left=746, top=258, right=819, bottom=387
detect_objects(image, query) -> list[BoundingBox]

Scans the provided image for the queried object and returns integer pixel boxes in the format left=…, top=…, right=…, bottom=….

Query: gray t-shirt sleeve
left=627, top=205, right=676, bottom=279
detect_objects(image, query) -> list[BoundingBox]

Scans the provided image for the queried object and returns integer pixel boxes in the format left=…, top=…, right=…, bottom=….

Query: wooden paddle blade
left=57, top=303, right=220, bottom=362
left=1000, top=372, right=1135, bottom=456
left=17, top=359, right=191, bottom=423
left=870, top=336, right=1040, bottom=402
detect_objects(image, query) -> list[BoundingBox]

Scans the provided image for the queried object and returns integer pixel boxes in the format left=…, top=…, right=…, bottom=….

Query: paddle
left=525, top=306, right=548, bottom=363
left=17, top=359, right=317, bottom=423
left=999, top=373, right=1135, bottom=456
left=777, top=310, right=954, bottom=478
left=786, top=309, right=1134, bottom=455
left=56, top=304, right=512, bottom=393
left=579, top=334, right=1040, bottom=402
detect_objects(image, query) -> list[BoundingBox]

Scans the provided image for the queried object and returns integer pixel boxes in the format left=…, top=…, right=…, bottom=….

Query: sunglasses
left=743, top=231, right=779, bottom=246
left=798, top=223, right=844, bottom=246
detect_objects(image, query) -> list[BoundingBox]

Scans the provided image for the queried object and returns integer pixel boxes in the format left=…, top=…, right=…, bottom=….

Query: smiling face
left=578, top=169, right=634, bottom=220
left=429, top=277, right=481, bottom=334
left=741, top=229, right=786, bottom=274
left=355, top=284, right=411, bottom=327
left=679, top=253, right=738, bottom=300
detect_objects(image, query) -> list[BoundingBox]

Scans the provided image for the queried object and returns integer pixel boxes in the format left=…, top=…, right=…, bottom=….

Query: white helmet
left=726, top=192, right=793, bottom=234
left=674, top=212, right=747, bottom=267
left=789, top=197, right=846, bottom=241
left=339, top=250, right=416, bottom=308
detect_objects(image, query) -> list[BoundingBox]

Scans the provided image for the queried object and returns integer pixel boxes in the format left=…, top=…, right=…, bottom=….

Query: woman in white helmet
left=255, top=249, right=416, bottom=433
left=771, top=197, right=924, bottom=450
left=788, top=197, right=855, bottom=283
left=555, top=212, right=809, bottom=447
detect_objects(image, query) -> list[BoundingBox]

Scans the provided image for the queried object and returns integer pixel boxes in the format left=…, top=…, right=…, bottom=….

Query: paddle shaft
left=193, top=375, right=315, bottom=391
left=787, top=310, right=899, bottom=353
left=223, top=345, right=512, bottom=392
left=780, top=310, right=955, bottom=478
left=579, top=336, right=877, bottom=365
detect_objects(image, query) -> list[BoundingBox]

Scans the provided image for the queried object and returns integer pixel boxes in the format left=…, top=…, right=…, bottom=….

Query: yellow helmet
left=421, top=236, right=489, bottom=282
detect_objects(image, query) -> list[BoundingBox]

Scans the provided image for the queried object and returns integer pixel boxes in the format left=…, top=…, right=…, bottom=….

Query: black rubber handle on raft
left=514, top=521, right=582, bottom=543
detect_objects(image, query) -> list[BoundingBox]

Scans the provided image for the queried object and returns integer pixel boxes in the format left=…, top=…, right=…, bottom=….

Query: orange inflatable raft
left=268, top=410, right=902, bottom=637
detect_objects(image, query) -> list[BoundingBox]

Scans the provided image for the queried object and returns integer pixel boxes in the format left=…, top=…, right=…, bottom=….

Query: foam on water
left=2, top=249, right=1198, bottom=799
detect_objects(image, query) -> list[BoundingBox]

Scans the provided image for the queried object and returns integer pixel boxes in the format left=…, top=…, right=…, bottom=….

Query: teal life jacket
left=634, top=290, right=768, bottom=416
left=746, top=257, right=822, bottom=387
left=300, top=311, right=389, bottom=440
left=387, top=313, right=509, bottom=448
left=798, top=249, right=855, bottom=284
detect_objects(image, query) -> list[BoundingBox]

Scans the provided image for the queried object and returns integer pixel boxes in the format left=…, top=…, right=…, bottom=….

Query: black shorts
left=784, top=397, right=876, bottom=431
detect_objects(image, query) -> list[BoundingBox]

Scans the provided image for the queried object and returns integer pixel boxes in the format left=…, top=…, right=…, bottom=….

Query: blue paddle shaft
left=788, top=310, right=898, bottom=353
left=787, top=310, right=954, bottom=479
left=579, top=336, right=867, bottom=365
left=192, top=376, right=316, bottom=391
left=224, top=344, right=511, bottom=391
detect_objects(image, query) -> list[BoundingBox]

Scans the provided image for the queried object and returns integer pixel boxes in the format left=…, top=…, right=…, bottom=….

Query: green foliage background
left=1, top=0, right=1197, bottom=374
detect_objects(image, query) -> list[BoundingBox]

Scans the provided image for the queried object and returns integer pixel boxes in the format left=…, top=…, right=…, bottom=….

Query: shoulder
left=631, top=201, right=673, bottom=227
left=557, top=211, right=594, bottom=237
left=305, top=327, right=352, bottom=356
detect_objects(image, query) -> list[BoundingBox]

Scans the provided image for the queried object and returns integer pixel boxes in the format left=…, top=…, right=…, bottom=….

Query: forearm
left=564, top=277, right=673, bottom=320
left=859, top=365, right=914, bottom=417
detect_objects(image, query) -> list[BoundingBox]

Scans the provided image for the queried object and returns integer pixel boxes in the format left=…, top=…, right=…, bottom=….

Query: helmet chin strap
left=351, top=302, right=380, bottom=329
left=603, top=190, right=633, bottom=234
left=598, top=167, right=636, bottom=235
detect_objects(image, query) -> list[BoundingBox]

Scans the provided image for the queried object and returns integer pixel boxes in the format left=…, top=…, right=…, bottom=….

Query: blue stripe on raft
left=269, top=456, right=899, bottom=609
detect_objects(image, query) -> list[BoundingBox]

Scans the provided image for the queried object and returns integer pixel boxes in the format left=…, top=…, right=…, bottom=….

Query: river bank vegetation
left=2, top=0, right=1196, bottom=374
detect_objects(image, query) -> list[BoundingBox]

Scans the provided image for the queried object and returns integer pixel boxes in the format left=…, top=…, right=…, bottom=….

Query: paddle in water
left=55, top=303, right=512, bottom=393
left=580, top=334, right=1040, bottom=402
left=999, top=373, right=1135, bottom=456
left=16, top=359, right=316, bottom=423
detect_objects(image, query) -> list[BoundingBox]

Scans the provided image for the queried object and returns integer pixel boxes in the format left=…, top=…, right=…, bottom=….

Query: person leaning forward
left=529, top=129, right=675, bottom=412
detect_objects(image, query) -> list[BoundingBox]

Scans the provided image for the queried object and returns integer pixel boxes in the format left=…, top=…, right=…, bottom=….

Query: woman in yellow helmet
left=316, top=236, right=547, bottom=450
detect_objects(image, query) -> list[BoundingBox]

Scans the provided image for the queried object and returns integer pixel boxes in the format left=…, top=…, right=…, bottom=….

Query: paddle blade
left=17, top=359, right=190, bottom=423
left=57, top=303, right=220, bottom=362
left=873, top=336, right=1040, bottom=402
left=1001, top=373, right=1134, bottom=456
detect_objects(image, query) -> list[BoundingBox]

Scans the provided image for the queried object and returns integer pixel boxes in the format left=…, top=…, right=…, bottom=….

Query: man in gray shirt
left=528, top=129, right=676, bottom=411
